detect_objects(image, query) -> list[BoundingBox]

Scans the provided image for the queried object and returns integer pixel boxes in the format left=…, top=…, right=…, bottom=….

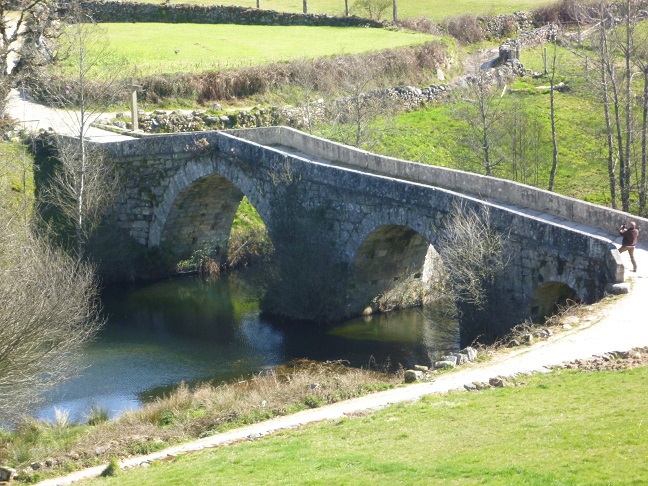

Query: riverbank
left=27, top=259, right=648, bottom=485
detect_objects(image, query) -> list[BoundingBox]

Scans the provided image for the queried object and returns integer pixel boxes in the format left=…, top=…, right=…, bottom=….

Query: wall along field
left=122, top=0, right=556, bottom=22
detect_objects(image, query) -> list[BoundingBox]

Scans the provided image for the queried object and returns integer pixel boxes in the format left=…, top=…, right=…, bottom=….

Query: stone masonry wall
left=74, top=1, right=383, bottom=27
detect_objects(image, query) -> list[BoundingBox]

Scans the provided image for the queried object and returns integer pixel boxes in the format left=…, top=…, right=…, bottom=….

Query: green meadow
left=95, top=23, right=435, bottom=75
left=85, top=366, right=648, bottom=485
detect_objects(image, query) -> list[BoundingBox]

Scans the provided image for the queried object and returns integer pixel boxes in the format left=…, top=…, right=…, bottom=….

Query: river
left=37, top=273, right=460, bottom=423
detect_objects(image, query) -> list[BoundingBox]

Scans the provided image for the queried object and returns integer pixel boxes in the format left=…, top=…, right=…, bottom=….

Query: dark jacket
left=621, top=227, right=639, bottom=247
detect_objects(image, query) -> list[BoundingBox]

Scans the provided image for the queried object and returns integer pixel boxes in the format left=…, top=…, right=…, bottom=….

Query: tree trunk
left=622, top=2, right=633, bottom=211
left=393, top=0, right=398, bottom=23
left=642, top=71, right=648, bottom=214
left=599, top=19, right=617, bottom=208
left=303, top=0, right=308, bottom=14
left=345, top=0, right=349, bottom=16
left=548, top=43, right=559, bottom=192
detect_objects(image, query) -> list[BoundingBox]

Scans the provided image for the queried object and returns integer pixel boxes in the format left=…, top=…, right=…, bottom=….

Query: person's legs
left=628, top=247, right=637, bottom=272
left=619, top=246, right=637, bottom=272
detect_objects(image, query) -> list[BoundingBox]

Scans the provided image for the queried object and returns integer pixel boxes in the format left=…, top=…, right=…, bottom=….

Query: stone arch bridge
left=96, top=126, right=634, bottom=336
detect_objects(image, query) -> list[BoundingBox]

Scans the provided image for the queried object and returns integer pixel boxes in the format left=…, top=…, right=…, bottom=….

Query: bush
left=445, top=14, right=485, bottom=44
left=532, top=0, right=582, bottom=25
left=100, top=457, right=121, bottom=477
left=87, top=406, right=109, bottom=426
left=399, top=17, right=440, bottom=35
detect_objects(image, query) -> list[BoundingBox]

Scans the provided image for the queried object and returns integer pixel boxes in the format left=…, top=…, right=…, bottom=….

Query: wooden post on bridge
left=129, top=78, right=142, bottom=132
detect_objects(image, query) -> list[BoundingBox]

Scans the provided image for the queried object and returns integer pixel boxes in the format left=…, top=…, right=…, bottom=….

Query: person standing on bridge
left=619, top=221, right=639, bottom=272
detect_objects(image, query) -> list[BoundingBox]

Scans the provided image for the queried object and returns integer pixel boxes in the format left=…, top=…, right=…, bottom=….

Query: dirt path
left=6, top=89, right=133, bottom=142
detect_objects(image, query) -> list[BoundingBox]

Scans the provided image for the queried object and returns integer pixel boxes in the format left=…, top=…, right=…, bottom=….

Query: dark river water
left=37, top=273, right=460, bottom=423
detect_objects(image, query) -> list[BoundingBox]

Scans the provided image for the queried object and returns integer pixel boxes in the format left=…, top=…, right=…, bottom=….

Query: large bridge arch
left=530, top=281, right=579, bottom=322
left=148, top=157, right=271, bottom=264
left=347, top=224, right=445, bottom=314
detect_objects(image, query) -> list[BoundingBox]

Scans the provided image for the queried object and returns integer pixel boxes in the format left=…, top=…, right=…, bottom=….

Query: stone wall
left=74, top=1, right=383, bottom=27
left=499, top=23, right=560, bottom=63
left=233, top=126, right=648, bottom=249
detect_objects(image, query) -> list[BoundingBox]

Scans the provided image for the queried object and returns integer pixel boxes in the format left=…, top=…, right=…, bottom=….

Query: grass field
left=95, top=23, right=435, bottom=75
left=85, top=366, right=648, bottom=485
left=0, top=143, right=33, bottom=216
left=366, top=43, right=615, bottom=206
left=126, top=0, right=556, bottom=22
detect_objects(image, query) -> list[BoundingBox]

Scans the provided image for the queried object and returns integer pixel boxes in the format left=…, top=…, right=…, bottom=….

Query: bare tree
left=44, top=138, right=118, bottom=257
left=504, top=94, right=549, bottom=186
left=579, top=0, right=647, bottom=211
left=292, top=61, right=322, bottom=135
left=0, top=0, right=62, bottom=116
left=548, top=40, right=560, bottom=191
left=0, top=206, right=102, bottom=425
left=39, top=3, right=125, bottom=257
left=452, top=72, right=508, bottom=176
left=437, top=202, right=509, bottom=310
left=324, top=56, right=395, bottom=148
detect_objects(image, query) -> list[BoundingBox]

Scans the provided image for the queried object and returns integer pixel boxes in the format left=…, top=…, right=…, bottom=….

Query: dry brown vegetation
left=134, top=41, right=450, bottom=105
left=0, top=361, right=399, bottom=482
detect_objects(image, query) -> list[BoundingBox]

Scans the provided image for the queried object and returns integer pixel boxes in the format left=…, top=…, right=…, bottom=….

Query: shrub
left=532, top=0, right=582, bottom=25
left=100, top=457, right=121, bottom=477
left=86, top=406, right=109, bottom=426
left=445, top=14, right=485, bottom=44
left=399, top=17, right=440, bottom=35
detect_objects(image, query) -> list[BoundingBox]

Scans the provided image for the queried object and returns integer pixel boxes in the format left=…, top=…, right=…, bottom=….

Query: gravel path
left=6, top=90, right=133, bottom=143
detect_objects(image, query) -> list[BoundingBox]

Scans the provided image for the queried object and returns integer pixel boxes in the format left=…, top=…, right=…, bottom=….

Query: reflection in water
left=37, top=274, right=459, bottom=423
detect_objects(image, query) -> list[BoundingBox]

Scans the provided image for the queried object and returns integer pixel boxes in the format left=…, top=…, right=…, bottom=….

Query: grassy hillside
left=0, top=142, right=33, bottom=217
left=89, top=23, right=436, bottom=76
left=124, top=0, right=555, bottom=22
left=85, top=365, right=648, bottom=485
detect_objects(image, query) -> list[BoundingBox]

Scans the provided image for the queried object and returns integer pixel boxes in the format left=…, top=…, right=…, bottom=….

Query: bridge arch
left=529, top=281, right=579, bottom=322
left=150, top=158, right=270, bottom=264
left=347, top=224, right=443, bottom=313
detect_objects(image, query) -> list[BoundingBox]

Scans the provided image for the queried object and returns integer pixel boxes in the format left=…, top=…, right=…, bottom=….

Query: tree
left=38, top=2, right=125, bottom=257
left=0, top=0, right=62, bottom=116
left=503, top=94, right=550, bottom=186
left=324, top=55, right=395, bottom=148
left=452, top=72, right=508, bottom=176
left=351, top=0, right=392, bottom=21
left=0, top=162, right=102, bottom=425
left=547, top=40, right=560, bottom=191
left=579, top=0, right=648, bottom=212
left=436, top=202, right=509, bottom=311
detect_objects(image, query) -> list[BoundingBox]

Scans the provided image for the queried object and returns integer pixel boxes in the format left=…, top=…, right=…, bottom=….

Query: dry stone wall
left=74, top=1, right=383, bottom=27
